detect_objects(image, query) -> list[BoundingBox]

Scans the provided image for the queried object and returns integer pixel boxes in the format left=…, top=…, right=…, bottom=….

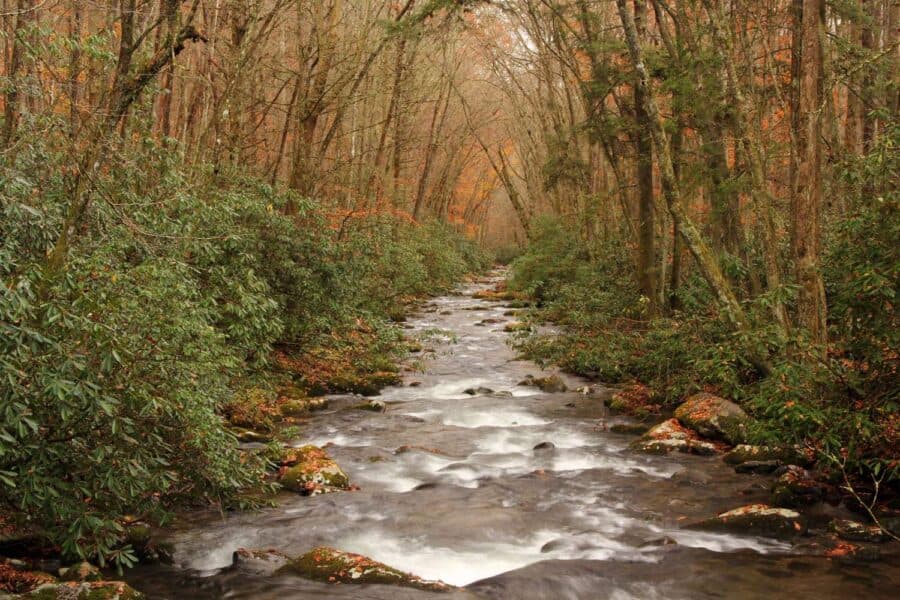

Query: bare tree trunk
left=2, top=0, right=33, bottom=148
left=790, top=0, right=828, bottom=344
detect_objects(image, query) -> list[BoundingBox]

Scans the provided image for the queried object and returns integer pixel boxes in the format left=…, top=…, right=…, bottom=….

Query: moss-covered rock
left=722, top=445, right=813, bottom=468
left=629, top=418, right=720, bottom=456
left=518, top=375, right=567, bottom=393
left=122, top=523, right=173, bottom=565
left=674, top=393, right=750, bottom=445
left=687, top=504, right=807, bottom=539
left=330, top=372, right=402, bottom=396
left=278, top=446, right=350, bottom=495
left=610, top=423, right=652, bottom=436
left=276, top=547, right=452, bottom=592
left=58, top=563, right=101, bottom=583
left=278, top=398, right=328, bottom=418
left=770, top=465, right=824, bottom=508
left=17, top=581, right=144, bottom=599
left=608, top=384, right=661, bottom=418
left=828, top=519, right=891, bottom=543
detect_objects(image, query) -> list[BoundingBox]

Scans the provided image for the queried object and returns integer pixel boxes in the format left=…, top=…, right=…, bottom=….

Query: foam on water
left=333, top=529, right=563, bottom=586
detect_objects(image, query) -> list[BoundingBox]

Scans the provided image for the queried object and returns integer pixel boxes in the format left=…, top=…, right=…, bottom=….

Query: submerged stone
left=674, top=393, right=749, bottom=445
left=687, top=504, right=807, bottom=539
left=276, top=547, right=452, bottom=592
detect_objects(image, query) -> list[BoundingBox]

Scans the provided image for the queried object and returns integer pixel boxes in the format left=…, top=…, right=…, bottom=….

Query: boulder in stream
left=629, top=419, right=720, bottom=456
left=674, top=393, right=749, bottom=444
left=276, top=547, right=452, bottom=592
left=518, top=375, right=567, bottom=393
left=231, top=548, right=291, bottom=575
left=463, top=387, right=494, bottom=396
left=278, top=446, right=350, bottom=495
left=687, top=504, right=807, bottom=539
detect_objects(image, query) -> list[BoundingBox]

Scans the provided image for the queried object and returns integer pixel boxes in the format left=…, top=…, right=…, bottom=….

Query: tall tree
left=790, top=0, right=828, bottom=344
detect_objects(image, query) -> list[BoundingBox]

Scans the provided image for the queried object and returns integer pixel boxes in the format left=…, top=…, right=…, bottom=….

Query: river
left=125, top=272, right=897, bottom=599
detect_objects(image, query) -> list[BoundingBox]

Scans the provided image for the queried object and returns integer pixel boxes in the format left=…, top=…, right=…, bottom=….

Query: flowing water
left=126, top=273, right=898, bottom=599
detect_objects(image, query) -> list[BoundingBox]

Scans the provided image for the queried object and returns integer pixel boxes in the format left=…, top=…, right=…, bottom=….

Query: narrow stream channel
left=126, top=272, right=897, bottom=599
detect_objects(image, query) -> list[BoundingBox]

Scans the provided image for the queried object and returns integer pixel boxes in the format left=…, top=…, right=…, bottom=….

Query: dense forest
left=0, top=0, right=897, bottom=597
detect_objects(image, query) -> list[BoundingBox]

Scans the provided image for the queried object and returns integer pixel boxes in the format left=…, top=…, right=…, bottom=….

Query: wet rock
left=629, top=419, right=720, bottom=456
left=231, top=428, right=273, bottom=444
left=354, top=399, right=386, bottom=412
left=687, top=504, right=807, bottom=539
left=276, top=547, right=452, bottom=592
left=674, top=393, right=749, bottom=444
left=330, top=372, right=402, bottom=396
left=16, top=581, right=145, bottom=599
left=231, top=548, right=291, bottom=575
left=278, top=446, right=350, bottom=495
left=640, top=536, right=678, bottom=548
left=464, top=387, right=494, bottom=396
left=58, top=563, right=101, bottom=583
left=518, top=375, right=567, bottom=393
left=828, top=519, right=891, bottom=543
left=279, top=398, right=327, bottom=418
left=408, top=381, right=422, bottom=387
left=504, top=322, right=531, bottom=333
left=610, top=423, right=651, bottom=436
left=533, top=442, right=556, bottom=452
left=770, top=465, right=823, bottom=508
left=477, top=318, right=503, bottom=325
left=734, top=460, right=781, bottom=475
left=122, top=523, right=173, bottom=565
left=722, top=444, right=813, bottom=468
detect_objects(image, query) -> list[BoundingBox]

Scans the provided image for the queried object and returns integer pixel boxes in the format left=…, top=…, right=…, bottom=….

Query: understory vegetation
left=0, top=142, right=488, bottom=567
left=509, top=124, right=898, bottom=486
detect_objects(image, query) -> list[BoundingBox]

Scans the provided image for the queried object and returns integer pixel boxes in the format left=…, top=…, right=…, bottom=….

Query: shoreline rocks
left=629, top=418, right=720, bottom=456
left=687, top=504, right=807, bottom=539
left=673, top=393, right=749, bottom=445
